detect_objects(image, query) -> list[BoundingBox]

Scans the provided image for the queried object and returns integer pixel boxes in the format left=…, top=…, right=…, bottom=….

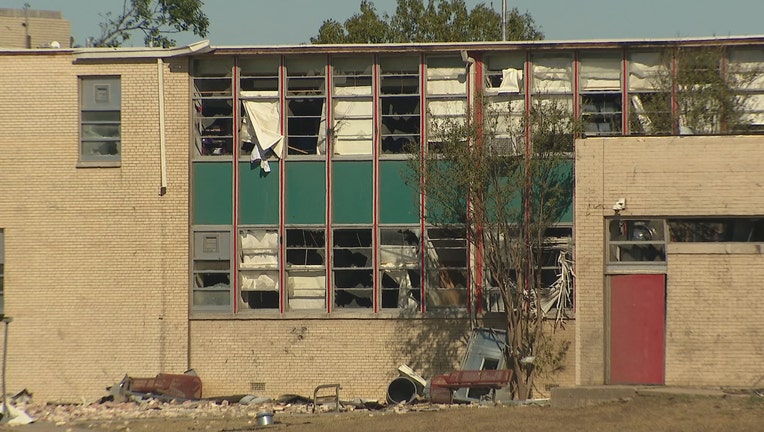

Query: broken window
left=532, top=53, right=572, bottom=94
left=628, top=51, right=672, bottom=134
left=727, top=47, right=764, bottom=132
left=332, top=56, right=373, bottom=156
left=379, top=227, right=422, bottom=310
left=286, top=228, right=326, bottom=310
left=286, top=56, right=326, bottom=156
left=482, top=228, right=574, bottom=314
left=530, top=54, right=574, bottom=152
left=668, top=218, right=764, bottom=242
left=425, top=227, right=468, bottom=308
left=579, top=52, right=622, bottom=135
left=238, top=228, right=280, bottom=310
left=380, top=55, right=421, bottom=154
left=239, top=56, right=283, bottom=171
left=484, top=53, right=525, bottom=155
left=332, top=228, right=373, bottom=309
left=675, top=47, right=726, bottom=134
left=193, top=58, right=234, bottom=157
left=608, top=219, right=666, bottom=263
left=192, top=230, right=232, bottom=310
left=426, top=55, right=468, bottom=152
left=80, top=76, right=121, bottom=162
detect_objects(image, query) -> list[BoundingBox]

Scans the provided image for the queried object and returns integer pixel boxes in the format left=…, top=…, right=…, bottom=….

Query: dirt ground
left=7, top=392, right=764, bottom=432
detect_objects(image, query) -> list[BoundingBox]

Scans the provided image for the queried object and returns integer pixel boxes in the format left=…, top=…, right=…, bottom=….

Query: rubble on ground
left=7, top=393, right=474, bottom=427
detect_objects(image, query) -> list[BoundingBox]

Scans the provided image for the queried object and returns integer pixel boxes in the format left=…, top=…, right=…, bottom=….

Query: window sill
left=77, top=161, right=121, bottom=168
left=667, top=242, right=764, bottom=255
left=189, top=308, right=472, bottom=320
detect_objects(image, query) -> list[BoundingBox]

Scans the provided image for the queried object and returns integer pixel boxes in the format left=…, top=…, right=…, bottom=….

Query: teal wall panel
left=239, top=163, right=280, bottom=225
left=380, top=161, right=419, bottom=224
left=193, top=162, right=233, bottom=225
left=286, top=161, right=326, bottom=224
left=332, top=161, right=372, bottom=224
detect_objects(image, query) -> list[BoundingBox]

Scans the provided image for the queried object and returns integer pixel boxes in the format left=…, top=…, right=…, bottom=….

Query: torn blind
left=630, top=95, right=654, bottom=133
left=333, top=99, right=373, bottom=155
left=497, top=68, right=523, bottom=93
left=239, top=230, right=279, bottom=291
left=629, top=52, right=665, bottom=91
left=580, top=57, right=621, bottom=91
left=241, top=91, right=284, bottom=172
left=427, top=67, right=467, bottom=95
left=728, top=48, right=764, bottom=90
left=532, top=57, right=572, bottom=93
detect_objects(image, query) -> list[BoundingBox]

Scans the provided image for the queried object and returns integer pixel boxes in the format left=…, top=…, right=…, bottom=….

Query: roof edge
left=73, top=40, right=211, bottom=61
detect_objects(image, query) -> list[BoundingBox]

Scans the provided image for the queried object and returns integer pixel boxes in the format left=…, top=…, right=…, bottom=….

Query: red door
left=609, top=274, right=665, bottom=384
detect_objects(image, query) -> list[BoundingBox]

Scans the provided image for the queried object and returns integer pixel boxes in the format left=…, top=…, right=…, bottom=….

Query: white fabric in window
left=242, top=97, right=284, bottom=172
left=498, top=68, right=523, bottom=93
left=580, top=58, right=621, bottom=91
left=240, top=271, right=279, bottom=291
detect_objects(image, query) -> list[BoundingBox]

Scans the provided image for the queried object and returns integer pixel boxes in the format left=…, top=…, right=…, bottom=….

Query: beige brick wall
left=666, top=247, right=764, bottom=387
left=0, top=50, right=578, bottom=403
left=190, top=318, right=575, bottom=400
left=0, top=10, right=71, bottom=48
left=0, top=53, right=189, bottom=402
left=576, top=135, right=764, bottom=387
left=574, top=138, right=606, bottom=385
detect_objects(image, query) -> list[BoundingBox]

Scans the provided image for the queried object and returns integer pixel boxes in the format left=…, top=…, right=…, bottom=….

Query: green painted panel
left=555, top=159, right=574, bottom=224
left=286, top=161, right=326, bottom=224
left=380, top=161, right=419, bottom=224
left=332, top=161, right=373, bottom=224
left=239, top=162, right=280, bottom=225
left=193, top=162, right=233, bottom=225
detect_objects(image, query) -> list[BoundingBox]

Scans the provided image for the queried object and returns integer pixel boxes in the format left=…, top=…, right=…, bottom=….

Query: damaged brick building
left=1, top=32, right=764, bottom=401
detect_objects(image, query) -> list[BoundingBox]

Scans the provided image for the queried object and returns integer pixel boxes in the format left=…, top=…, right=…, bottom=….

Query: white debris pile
left=16, top=398, right=312, bottom=426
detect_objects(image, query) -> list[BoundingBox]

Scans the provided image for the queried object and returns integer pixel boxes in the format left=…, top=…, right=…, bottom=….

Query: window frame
left=79, top=76, right=121, bottom=166
left=191, top=229, right=233, bottom=312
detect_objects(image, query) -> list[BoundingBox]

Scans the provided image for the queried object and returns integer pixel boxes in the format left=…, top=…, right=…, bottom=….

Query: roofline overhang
left=71, top=39, right=212, bottom=62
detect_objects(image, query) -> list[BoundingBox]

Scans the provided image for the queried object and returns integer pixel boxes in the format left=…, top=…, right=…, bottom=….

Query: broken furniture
left=118, top=372, right=202, bottom=400
left=312, top=383, right=341, bottom=413
left=428, top=369, right=513, bottom=404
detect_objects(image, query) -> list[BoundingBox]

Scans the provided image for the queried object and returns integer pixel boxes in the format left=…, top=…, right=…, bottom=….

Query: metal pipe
left=501, top=0, right=507, bottom=41
left=157, top=59, right=168, bottom=196
left=2, top=316, right=13, bottom=419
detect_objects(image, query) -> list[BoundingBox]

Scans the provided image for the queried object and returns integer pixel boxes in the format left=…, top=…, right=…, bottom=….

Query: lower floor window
left=286, top=228, right=326, bottom=311
left=190, top=225, right=546, bottom=314
left=192, top=230, right=231, bottom=310
left=425, top=227, right=468, bottom=309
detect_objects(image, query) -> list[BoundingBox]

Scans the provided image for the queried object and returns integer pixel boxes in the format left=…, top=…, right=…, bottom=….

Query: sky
left=13, top=0, right=764, bottom=47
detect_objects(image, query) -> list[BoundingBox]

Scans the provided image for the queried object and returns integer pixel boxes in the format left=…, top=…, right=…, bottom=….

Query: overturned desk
left=429, top=369, right=513, bottom=404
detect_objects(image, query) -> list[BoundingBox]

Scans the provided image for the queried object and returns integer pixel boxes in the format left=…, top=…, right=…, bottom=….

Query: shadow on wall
left=392, top=317, right=472, bottom=379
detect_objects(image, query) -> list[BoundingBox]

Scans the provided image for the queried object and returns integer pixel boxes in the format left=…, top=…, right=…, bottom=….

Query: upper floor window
left=80, top=76, right=121, bottom=163
left=380, top=55, right=421, bottom=155
left=193, top=58, right=234, bottom=157
left=579, top=52, right=622, bottom=136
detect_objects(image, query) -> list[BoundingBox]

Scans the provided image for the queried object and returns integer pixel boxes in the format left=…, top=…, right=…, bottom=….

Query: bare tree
left=407, top=96, right=576, bottom=399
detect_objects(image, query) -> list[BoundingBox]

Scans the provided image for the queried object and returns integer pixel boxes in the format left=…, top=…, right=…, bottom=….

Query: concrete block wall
left=0, top=53, right=190, bottom=402
left=575, top=135, right=764, bottom=387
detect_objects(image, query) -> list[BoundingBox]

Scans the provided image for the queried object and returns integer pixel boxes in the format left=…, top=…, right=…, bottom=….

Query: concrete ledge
left=551, top=386, right=637, bottom=409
